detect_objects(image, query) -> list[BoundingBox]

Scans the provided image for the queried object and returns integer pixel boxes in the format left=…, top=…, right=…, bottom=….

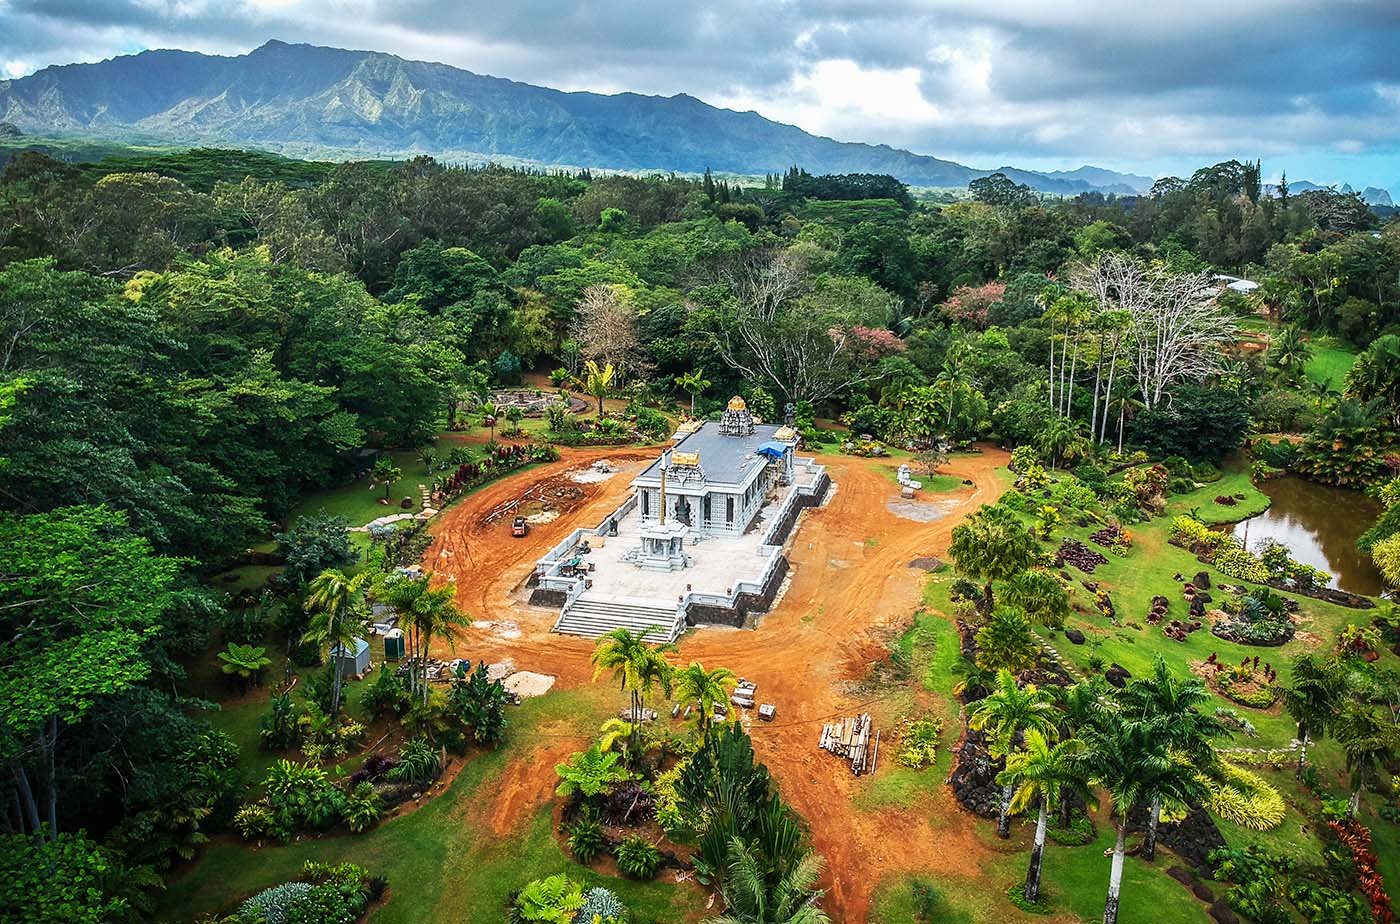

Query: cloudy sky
left=3, top=0, right=1400, bottom=188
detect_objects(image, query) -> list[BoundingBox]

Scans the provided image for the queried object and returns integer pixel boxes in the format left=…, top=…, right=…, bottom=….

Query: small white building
left=629, top=397, right=800, bottom=538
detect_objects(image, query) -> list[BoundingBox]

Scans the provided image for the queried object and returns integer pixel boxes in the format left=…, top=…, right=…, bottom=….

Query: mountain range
left=0, top=40, right=1156, bottom=195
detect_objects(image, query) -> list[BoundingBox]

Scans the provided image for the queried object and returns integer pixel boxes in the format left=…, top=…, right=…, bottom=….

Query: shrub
left=1216, top=547, right=1271, bottom=584
left=360, top=665, right=412, bottom=720
left=257, top=760, right=345, bottom=840
left=386, top=738, right=441, bottom=784
left=566, top=808, right=605, bottom=863
left=576, top=886, right=627, bottom=924
left=341, top=783, right=382, bottom=834
left=1203, top=763, right=1286, bottom=830
left=511, top=874, right=584, bottom=923
left=614, top=835, right=663, bottom=880
left=240, top=882, right=314, bottom=924
left=259, top=693, right=302, bottom=751
left=896, top=715, right=943, bottom=769
left=233, top=802, right=273, bottom=840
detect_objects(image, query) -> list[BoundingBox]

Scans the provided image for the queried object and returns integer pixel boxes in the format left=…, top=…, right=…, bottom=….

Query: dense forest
left=2, top=144, right=1399, bottom=924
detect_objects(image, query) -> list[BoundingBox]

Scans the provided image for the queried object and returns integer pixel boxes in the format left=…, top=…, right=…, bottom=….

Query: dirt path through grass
left=425, top=444, right=1011, bottom=922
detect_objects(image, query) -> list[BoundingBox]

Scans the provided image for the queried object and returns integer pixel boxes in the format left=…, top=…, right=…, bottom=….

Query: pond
left=1230, top=476, right=1384, bottom=596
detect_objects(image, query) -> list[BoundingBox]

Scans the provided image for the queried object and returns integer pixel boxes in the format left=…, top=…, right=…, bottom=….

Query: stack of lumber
left=730, top=679, right=757, bottom=709
left=818, top=713, right=878, bottom=775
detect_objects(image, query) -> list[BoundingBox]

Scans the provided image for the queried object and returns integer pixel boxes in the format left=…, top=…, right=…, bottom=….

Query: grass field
left=1303, top=337, right=1358, bottom=392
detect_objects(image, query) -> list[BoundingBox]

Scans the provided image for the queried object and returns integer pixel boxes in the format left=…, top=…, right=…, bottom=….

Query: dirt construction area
left=424, top=444, right=1011, bottom=922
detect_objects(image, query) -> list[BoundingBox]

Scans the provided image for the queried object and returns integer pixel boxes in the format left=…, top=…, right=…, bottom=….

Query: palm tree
left=479, top=402, right=501, bottom=441
left=417, top=447, right=437, bottom=475
left=374, top=575, right=470, bottom=702
left=932, top=349, right=980, bottom=429
left=948, top=504, right=1039, bottom=613
left=969, top=670, right=1060, bottom=838
left=674, top=662, right=738, bottom=730
left=1081, top=710, right=1162, bottom=924
left=1002, top=569, right=1071, bottom=629
left=371, top=457, right=402, bottom=501
left=1282, top=653, right=1348, bottom=774
left=675, top=368, right=712, bottom=417
left=1268, top=325, right=1312, bottom=380
left=1120, top=656, right=1224, bottom=859
left=591, top=627, right=674, bottom=764
left=1035, top=415, right=1089, bottom=470
left=580, top=359, right=616, bottom=418
left=999, top=729, right=1092, bottom=903
left=302, top=568, right=368, bottom=719
left=974, top=606, right=1041, bottom=674
left=705, top=836, right=830, bottom=924
left=1333, top=701, right=1400, bottom=816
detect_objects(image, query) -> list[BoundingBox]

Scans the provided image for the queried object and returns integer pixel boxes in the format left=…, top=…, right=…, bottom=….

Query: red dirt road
left=424, top=446, right=1011, bottom=922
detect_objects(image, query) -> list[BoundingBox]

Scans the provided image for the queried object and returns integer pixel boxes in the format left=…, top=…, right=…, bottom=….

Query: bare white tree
left=1071, top=253, right=1236, bottom=417
left=571, top=283, right=647, bottom=383
left=713, top=248, right=882, bottom=405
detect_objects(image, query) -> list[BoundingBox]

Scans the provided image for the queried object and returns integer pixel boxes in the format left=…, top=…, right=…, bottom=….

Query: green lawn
left=160, top=689, right=696, bottom=924
left=1303, top=337, right=1357, bottom=392
left=290, top=448, right=440, bottom=529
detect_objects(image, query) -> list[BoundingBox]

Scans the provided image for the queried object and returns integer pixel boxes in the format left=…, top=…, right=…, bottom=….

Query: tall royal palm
left=302, top=568, right=368, bottom=720
left=591, top=627, right=674, bottom=764
left=1120, top=656, right=1224, bottom=859
left=969, top=670, right=1060, bottom=839
left=674, top=662, right=738, bottom=731
left=998, top=729, right=1092, bottom=903
left=1333, top=700, right=1400, bottom=816
left=1082, top=710, right=1170, bottom=924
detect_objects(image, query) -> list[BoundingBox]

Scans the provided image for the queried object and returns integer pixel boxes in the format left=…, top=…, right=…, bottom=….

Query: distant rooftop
left=637, top=421, right=791, bottom=486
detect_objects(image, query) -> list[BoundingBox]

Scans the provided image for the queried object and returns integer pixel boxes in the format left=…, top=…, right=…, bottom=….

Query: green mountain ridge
left=0, top=39, right=1154, bottom=194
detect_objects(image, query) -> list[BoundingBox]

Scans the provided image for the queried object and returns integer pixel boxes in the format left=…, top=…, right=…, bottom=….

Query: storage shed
left=331, top=638, right=371, bottom=678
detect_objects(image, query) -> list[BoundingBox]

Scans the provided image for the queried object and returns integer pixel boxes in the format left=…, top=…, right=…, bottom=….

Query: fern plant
left=566, top=808, right=605, bottom=863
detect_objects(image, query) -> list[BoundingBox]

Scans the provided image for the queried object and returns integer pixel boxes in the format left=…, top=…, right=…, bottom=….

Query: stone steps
left=554, top=594, right=682, bottom=641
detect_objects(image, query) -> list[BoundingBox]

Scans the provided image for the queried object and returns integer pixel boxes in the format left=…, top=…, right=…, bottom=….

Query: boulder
left=1209, top=901, right=1238, bottom=924
left=1065, top=628, right=1086, bottom=645
left=1105, top=663, right=1132, bottom=688
left=1194, top=571, right=1211, bottom=589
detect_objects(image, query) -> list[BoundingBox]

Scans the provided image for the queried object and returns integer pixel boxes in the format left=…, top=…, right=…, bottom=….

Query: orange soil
left=424, top=445, right=1012, bottom=922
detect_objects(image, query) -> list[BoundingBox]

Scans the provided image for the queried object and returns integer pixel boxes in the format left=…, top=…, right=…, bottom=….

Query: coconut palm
left=1002, top=569, right=1071, bottom=629
left=675, top=368, right=712, bottom=416
left=371, top=457, right=402, bottom=501
left=973, top=606, right=1041, bottom=675
left=591, top=627, right=674, bottom=765
left=969, top=670, right=1060, bottom=838
left=1120, top=656, right=1224, bottom=859
left=998, top=729, right=1092, bottom=903
left=948, top=503, right=1039, bottom=613
left=302, top=568, right=368, bottom=719
left=580, top=359, right=616, bottom=418
left=704, top=836, right=830, bottom=924
left=374, top=575, right=470, bottom=702
left=1282, top=652, right=1349, bottom=774
left=674, top=662, right=738, bottom=730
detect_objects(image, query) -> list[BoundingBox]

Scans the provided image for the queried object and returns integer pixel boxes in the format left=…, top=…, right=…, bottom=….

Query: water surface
left=1230, top=477, right=1383, bottom=596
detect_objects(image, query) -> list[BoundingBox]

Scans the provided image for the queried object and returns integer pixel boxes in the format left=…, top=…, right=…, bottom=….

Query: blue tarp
left=754, top=441, right=788, bottom=460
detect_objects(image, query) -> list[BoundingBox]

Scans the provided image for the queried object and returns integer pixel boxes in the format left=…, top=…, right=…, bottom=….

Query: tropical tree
left=370, top=456, right=402, bottom=501
left=217, top=642, right=271, bottom=689
left=1282, top=653, right=1349, bottom=774
left=1333, top=701, right=1400, bottom=816
left=1120, top=656, right=1224, bottom=859
left=998, top=729, right=1092, bottom=902
left=1035, top=415, right=1089, bottom=470
left=302, top=568, right=369, bottom=719
left=417, top=447, right=437, bottom=475
left=974, top=606, right=1041, bottom=674
left=590, top=627, right=674, bottom=765
left=373, top=575, right=470, bottom=702
left=675, top=368, right=713, bottom=416
left=948, top=504, right=1040, bottom=612
left=674, top=662, right=738, bottom=731
left=581, top=359, right=616, bottom=417
left=1267, top=325, right=1312, bottom=380
left=1081, top=710, right=1163, bottom=924
left=1002, top=570, right=1071, bottom=629
left=705, top=836, right=830, bottom=924
left=480, top=401, right=501, bottom=441
left=1345, top=333, right=1400, bottom=426
left=969, top=670, right=1060, bottom=838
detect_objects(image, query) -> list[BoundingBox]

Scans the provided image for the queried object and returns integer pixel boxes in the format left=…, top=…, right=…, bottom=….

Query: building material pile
left=818, top=713, right=879, bottom=775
